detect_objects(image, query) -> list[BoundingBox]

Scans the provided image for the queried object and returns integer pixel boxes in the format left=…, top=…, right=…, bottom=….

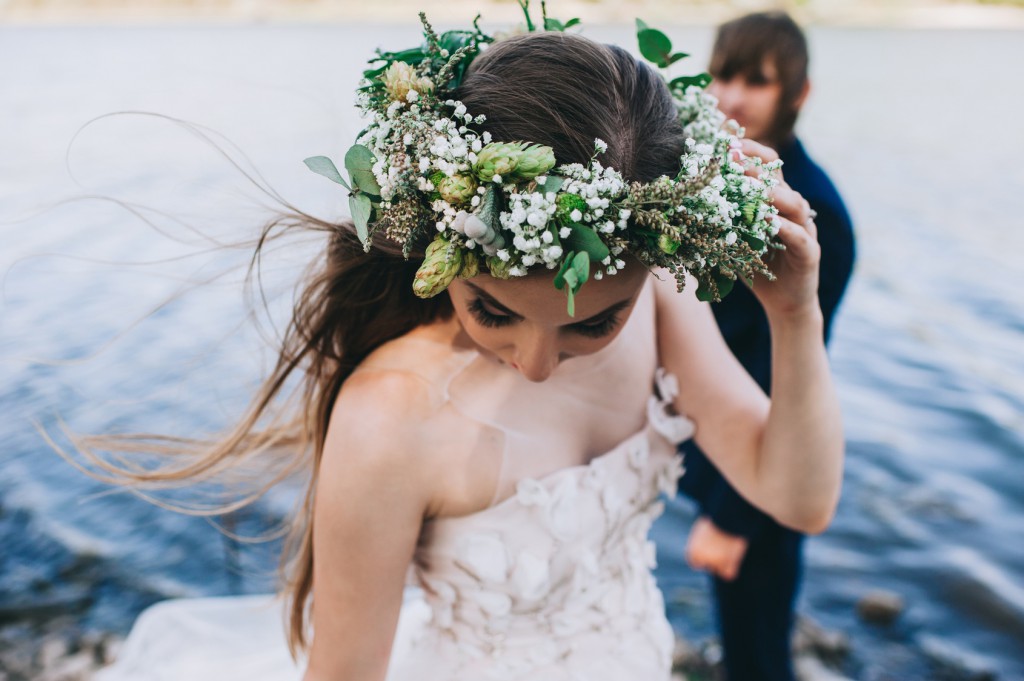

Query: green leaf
left=564, top=224, right=611, bottom=263
left=695, top=278, right=714, bottom=302
left=670, top=73, right=713, bottom=90
left=540, top=175, right=565, bottom=194
left=716, top=274, right=735, bottom=298
left=544, top=17, right=564, bottom=31
left=742, top=234, right=766, bottom=251
left=667, top=52, right=690, bottom=65
left=349, top=193, right=373, bottom=245
left=553, top=251, right=575, bottom=290
left=564, top=18, right=581, bottom=29
left=304, top=156, right=350, bottom=190
left=344, top=145, right=381, bottom=197
left=637, top=28, right=673, bottom=68
left=562, top=267, right=579, bottom=290
left=570, top=251, right=590, bottom=292
left=635, top=18, right=650, bottom=32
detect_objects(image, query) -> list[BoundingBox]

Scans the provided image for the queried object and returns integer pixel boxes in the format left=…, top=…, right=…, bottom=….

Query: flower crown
left=305, top=3, right=780, bottom=315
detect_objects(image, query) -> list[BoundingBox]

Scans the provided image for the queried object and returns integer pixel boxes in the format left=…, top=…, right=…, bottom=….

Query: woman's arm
left=302, top=371, right=438, bottom=681
left=656, top=143, right=843, bottom=534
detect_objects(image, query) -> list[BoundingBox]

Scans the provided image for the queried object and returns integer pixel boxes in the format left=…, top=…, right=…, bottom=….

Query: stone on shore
left=856, top=589, right=905, bottom=625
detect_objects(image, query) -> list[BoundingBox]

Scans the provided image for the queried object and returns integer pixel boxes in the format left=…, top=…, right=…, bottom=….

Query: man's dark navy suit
left=677, top=137, right=856, bottom=681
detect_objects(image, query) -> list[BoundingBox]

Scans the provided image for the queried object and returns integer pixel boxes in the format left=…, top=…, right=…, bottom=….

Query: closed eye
left=468, top=298, right=517, bottom=328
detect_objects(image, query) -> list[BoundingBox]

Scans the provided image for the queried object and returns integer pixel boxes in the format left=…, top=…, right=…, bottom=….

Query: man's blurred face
left=707, top=59, right=783, bottom=145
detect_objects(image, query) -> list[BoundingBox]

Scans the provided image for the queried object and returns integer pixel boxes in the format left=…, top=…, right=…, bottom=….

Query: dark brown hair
left=75, top=30, right=688, bottom=654
left=709, top=11, right=809, bottom=147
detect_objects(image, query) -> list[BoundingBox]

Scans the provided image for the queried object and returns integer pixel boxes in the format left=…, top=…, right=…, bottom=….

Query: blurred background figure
left=676, top=11, right=856, bottom=681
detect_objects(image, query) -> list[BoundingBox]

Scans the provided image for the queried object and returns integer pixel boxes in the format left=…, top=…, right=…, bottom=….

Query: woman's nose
left=513, top=329, right=560, bottom=383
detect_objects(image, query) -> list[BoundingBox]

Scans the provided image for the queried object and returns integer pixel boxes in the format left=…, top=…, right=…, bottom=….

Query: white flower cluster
left=499, top=190, right=562, bottom=275
left=358, top=96, right=489, bottom=217
left=675, top=85, right=727, bottom=147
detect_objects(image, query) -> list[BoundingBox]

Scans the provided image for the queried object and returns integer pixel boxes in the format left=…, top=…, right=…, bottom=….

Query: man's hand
left=685, top=516, right=749, bottom=582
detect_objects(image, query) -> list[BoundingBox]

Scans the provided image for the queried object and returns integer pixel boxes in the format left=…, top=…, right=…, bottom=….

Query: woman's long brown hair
left=71, top=30, right=690, bottom=654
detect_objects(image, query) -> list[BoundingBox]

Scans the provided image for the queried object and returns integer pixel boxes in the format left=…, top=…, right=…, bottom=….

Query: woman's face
left=447, top=261, right=650, bottom=383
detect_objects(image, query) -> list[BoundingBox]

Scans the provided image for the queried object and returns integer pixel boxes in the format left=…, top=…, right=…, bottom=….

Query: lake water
left=1, top=23, right=1023, bottom=680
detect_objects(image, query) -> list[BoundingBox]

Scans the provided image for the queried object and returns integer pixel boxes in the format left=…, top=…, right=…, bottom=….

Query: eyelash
left=467, top=298, right=622, bottom=338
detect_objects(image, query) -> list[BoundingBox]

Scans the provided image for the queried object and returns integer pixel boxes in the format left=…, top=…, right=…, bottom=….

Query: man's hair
left=709, top=11, right=809, bottom=145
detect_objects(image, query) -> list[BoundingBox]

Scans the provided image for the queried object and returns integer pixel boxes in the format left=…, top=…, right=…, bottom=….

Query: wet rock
left=793, top=616, right=852, bottom=662
left=670, top=635, right=722, bottom=679
left=795, top=654, right=856, bottom=681
left=856, top=589, right=905, bottom=625
left=99, top=634, right=124, bottom=665
left=918, top=634, right=997, bottom=681
left=36, top=649, right=95, bottom=681
left=35, top=635, right=70, bottom=669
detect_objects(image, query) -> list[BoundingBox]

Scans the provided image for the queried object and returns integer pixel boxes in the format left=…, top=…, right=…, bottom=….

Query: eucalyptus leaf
left=565, top=224, right=610, bottom=263
left=344, top=145, right=381, bottom=197
left=637, top=28, right=673, bottom=67
left=742, top=234, right=766, bottom=251
left=670, top=73, right=713, bottom=90
left=553, top=251, right=575, bottom=290
left=570, top=251, right=590, bottom=291
left=668, top=52, right=690, bottom=65
left=716, top=275, right=735, bottom=298
left=349, top=193, right=373, bottom=245
left=540, top=175, right=565, bottom=194
left=564, top=18, right=581, bottom=29
left=696, top=278, right=714, bottom=302
left=563, top=268, right=579, bottom=290
left=304, top=156, right=350, bottom=190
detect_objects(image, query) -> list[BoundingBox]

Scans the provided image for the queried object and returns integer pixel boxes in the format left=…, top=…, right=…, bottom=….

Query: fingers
left=738, top=138, right=779, bottom=164
left=769, top=183, right=814, bottom=228
left=772, top=215, right=820, bottom=258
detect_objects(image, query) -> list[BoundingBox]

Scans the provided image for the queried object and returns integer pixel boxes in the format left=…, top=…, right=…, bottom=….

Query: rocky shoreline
left=0, top=589, right=1000, bottom=681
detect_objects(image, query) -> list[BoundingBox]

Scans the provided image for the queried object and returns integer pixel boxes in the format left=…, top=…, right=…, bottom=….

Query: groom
left=676, top=12, right=856, bottom=681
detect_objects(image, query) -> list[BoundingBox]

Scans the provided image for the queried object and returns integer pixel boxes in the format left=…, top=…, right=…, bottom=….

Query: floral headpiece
left=305, top=2, right=780, bottom=315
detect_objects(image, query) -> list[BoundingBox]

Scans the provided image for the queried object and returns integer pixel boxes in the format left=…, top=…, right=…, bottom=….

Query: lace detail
left=392, top=378, right=693, bottom=681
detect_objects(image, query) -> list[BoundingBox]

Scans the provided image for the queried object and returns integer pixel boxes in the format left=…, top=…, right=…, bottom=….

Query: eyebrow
left=466, top=282, right=634, bottom=324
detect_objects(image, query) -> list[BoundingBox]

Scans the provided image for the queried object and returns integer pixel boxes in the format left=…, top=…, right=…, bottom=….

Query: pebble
left=794, top=616, right=852, bottom=661
left=856, top=589, right=905, bottom=625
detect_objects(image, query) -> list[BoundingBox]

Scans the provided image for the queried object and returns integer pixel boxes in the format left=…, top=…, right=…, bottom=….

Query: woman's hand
left=738, top=139, right=822, bottom=320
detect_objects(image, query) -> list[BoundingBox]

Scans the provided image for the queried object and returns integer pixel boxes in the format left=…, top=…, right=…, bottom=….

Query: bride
left=92, top=9, right=841, bottom=681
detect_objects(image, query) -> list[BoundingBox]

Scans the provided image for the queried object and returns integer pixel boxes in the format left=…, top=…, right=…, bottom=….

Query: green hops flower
left=475, top=142, right=521, bottom=183
left=413, top=237, right=462, bottom=298
left=486, top=256, right=513, bottom=280
left=382, top=61, right=434, bottom=103
left=437, top=173, right=479, bottom=205
left=475, top=142, right=555, bottom=183
left=741, top=200, right=759, bottom=226
left=556, top=193, right=588, bottom=223
left=512, top=144, right=556, bottom=181
left=459, top=251, right=480, bottom=279
left=658, top=234, right=681, bottom=255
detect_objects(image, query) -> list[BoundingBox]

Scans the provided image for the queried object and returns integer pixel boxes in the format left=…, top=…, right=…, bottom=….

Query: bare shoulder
left=318, top=368, right=441, bottom=509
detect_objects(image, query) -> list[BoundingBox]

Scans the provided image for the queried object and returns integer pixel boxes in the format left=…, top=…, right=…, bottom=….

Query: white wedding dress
left=96, top=280, right=695, bottom=681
